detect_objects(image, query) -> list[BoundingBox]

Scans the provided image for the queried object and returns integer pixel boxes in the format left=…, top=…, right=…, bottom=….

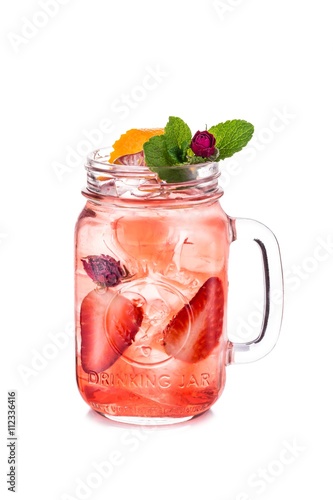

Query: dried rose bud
left=81, top=254, right=124, bottom=287
left=190, top=130, right=217, bottom=158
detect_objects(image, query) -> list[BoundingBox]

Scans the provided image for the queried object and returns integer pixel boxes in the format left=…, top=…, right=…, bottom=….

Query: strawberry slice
left=80, top=289, right=143, bottom=373
left=163, top=277, right=224, bottom=363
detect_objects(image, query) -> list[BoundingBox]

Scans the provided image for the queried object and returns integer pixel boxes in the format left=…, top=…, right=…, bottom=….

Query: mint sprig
left=143, top=116, right=254, bottom=183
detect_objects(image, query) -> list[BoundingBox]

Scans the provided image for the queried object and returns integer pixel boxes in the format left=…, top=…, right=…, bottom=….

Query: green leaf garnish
left=142, top=116, right=254, bottom=183
left=143, top=116, right=192, bottom=167
left=208, top=119, right=254, bottom=161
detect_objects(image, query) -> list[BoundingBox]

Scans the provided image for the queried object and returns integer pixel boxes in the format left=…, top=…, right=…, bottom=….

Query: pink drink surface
left=75, top=200, right=230, bottom=419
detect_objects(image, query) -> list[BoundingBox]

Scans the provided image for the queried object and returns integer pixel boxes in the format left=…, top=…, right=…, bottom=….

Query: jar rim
left=84, top=147, right=223, bottom=205
left=86, top=147, right=220, bottom=178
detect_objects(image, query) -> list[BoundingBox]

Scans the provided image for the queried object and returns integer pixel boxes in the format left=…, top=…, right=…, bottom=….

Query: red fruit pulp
left=163, top=277, right=224, bottom=363
left=80, top=289, right=143, bottom=373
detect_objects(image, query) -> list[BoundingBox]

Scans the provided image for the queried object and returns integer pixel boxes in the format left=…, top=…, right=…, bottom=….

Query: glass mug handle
left=227, top=218, right=284, bottom=364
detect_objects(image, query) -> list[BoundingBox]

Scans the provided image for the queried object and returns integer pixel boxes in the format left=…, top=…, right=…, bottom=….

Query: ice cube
left=146, top=299, right=170, bottom=326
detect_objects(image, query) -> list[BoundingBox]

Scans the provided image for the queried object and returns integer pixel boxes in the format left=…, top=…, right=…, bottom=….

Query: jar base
left=99, top=413, right=193, bottom=426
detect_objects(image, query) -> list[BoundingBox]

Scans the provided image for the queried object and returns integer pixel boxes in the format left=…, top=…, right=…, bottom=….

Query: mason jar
left=74, top=148, right=283, bottom=425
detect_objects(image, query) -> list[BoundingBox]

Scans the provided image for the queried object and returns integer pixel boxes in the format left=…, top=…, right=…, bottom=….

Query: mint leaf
left=143, top=135, right=190, bottom=181
left=143, top=116, right=194, bottom=182
left=143, top=135, right=173, bottom=167
left=208, top=120, right=254, bottom=161
left=143, top=117, right=192, bottom=168
left=164, top=116, right=192, bottom=164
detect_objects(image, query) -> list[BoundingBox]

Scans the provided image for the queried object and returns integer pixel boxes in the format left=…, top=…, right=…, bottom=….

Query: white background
left=1, top=0, right=333, bottom=499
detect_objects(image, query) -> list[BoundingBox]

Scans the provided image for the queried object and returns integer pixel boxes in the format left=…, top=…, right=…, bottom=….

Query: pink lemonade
left=75, top=156, right=231, bottom=423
